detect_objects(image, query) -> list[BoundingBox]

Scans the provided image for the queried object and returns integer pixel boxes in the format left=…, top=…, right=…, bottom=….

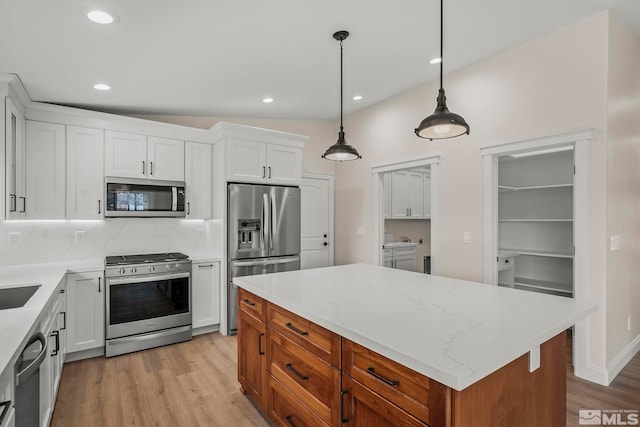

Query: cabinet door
left=341, top=374, right=427, bottom=427
left=185, top=142, right=212, bottom=219
left=394, top=255, right=417, bottom=272
left=383, top=173, right=391, bottom=219
left=423, top=175, right=431, bottom=218
left=192, top=262, right=220, bottom=328
left=54, top=287, right=66, bottom=398
left=66, top=126, right=104, bottom=219
left=105, top=131, right=147, bottom=179
left=147, top=136, right=185, bottom=181
left=407, top=172, right=424, bottom=218
left=40, top=310, right=56, bottom=427
left=5, top=98, right=26, bottom=219
left=267, top=144, right=302, bottom=186
left=238, top=308, right=267, bottom=410
left=25, top=121, right=66, bottom=219
left=66, top=272, right=105, bottom=353
left=227, top=138, right=267, bottom=183
left=391, top=171, right=409, bottom=218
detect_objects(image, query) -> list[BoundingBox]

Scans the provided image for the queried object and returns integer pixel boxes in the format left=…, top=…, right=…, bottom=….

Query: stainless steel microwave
left=105, top=177, right=186, bottom=217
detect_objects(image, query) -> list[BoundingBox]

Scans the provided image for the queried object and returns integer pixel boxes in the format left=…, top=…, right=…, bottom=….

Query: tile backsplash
left=0, top=218, right=222, bottom=266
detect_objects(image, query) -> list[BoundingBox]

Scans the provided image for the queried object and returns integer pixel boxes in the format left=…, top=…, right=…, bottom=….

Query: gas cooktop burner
left=105, top=252, right=189, bottom=266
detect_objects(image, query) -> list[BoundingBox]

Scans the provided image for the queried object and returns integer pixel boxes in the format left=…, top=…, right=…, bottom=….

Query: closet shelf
left=514, top=277, right=573, bottom=296
left=498, top=184, right=573, bottom=192
left=499, top=248, right=574, bottom=259
left=498, top=218, right=573, bottom=222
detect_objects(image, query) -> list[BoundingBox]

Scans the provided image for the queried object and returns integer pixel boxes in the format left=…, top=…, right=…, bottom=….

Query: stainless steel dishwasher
left=14, top=332, right=47, bottom=427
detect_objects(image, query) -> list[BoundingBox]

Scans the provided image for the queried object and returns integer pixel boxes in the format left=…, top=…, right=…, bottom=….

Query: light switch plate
left=463, top=231, right=471, bottom=244
left=8, top=232, right=21, bottom=246
left=74, top=231, right=86, bottom=244
left=610, top=235, right=620, bottom=251
left=356, top=227, right=365, bottom=236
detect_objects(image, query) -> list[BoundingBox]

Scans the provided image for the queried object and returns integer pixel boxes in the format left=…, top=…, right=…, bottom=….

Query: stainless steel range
left=104, top=252, right=192, bottom=357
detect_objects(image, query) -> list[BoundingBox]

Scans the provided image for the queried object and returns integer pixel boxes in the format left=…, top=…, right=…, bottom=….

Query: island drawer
left=267, top=329, right=340, bottom=425
left=267, top=303, right=340, bottom=368
left=342, top=338, right=448, bottom=425
left=268, top=376, right=329, bottom=427
left=238, top=288, right=266, bottom=321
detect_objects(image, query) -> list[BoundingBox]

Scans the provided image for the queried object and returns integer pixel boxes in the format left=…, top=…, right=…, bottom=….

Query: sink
left=0, top=285, right=41, bottom=310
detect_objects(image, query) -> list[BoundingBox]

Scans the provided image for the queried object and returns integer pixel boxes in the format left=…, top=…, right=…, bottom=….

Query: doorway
left=372, top=156, right=439, bottom=274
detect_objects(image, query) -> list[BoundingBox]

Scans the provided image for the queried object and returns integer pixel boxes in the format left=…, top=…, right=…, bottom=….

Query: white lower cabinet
left=383, top=246, right=418, bottom=272
left=191, top=261, right=220, bottom=330
left=66, top=272, right=105, bottom=353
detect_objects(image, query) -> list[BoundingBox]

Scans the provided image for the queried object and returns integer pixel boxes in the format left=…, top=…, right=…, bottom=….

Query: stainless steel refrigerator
left=227, top=183, right=301, bottom=334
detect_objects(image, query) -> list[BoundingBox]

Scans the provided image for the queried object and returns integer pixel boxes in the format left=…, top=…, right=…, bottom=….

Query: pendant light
left=415, top=0, right=470, bottom=140
left=322, top=30, right=362, bottom=162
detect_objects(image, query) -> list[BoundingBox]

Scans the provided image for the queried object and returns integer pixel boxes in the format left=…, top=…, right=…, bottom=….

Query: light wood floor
left=52, top=333, right=640, bottom=427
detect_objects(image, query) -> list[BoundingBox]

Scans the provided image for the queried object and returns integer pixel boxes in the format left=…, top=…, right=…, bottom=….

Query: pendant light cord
left=439, top=0, right=443, bottom=90
left=340, top=38, right=344, bottom=133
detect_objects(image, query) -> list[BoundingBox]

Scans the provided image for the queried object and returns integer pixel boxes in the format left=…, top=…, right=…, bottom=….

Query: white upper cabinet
left=383, top=174, right=391, bottom=219
left=389, top=170, right=429, bottom=220
left=105, top=132, right=185, bottom=181
left=25, top=120, right=66, bottom=219
left=105, top=131, right=147, bottom=179
left=147, top=136, right=185, bottom=181
left=423, top=174, right=431, bottom=218
left=390, top=171, right=409, bottom=218
left=185, top=141, right=212, bottom=219
left=227, top=138, right=302, bottom=186
left=407, top=172, right=424, bottom=218
left=5, top=97, right=26, bottom=219
left=67, top=126, right=104, bottom=219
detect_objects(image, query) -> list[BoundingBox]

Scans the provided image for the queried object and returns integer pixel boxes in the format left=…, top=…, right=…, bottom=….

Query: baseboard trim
left=606, top=333, right=640, bottom=384
left=574, top=362, right=609, bottom=385
left=193, top=324, right=220, bottom=336
left=64, top=347, right=105, bottom=363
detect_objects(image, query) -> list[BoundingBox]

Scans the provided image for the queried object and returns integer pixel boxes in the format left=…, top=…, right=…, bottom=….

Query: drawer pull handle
left=258, top=333, right=265, bottom=355
left=285, top=415, right=296, bottom=427
left=285, top=322, right=309, bottom=336
left=242, top=299, right=256, bottom=307
left=340, top=389, right=349, bottom=423
left=367, top=366, right=400, bottom=386
left=285, top=363, right=309, bottom=381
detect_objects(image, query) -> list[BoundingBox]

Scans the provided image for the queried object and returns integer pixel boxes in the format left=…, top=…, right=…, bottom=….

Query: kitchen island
left=233, top=263, right=597, bottom=427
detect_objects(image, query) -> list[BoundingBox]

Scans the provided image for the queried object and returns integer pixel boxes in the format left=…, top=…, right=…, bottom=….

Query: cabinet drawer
left=497, top=257, right=514, bottom=272
left=342, top=338, right=448, bottom=425
left=268, top=329, right=340, bottom=425
left=268, top=377, right=329, bottom=427
left=238, top=288, right=266, bottom=321
left=268, top=304, right=340, bottom=368
left=393, top=246, right=417, bottom=257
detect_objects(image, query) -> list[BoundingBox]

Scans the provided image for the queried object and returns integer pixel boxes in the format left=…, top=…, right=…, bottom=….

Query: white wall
left=605, top=15, right=640, bottom=364
left=332, top=12, right=610, bottom=370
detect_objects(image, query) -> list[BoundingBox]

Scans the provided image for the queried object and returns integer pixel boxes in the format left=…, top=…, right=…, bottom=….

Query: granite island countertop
left=233, top=263, right=597, bottom=391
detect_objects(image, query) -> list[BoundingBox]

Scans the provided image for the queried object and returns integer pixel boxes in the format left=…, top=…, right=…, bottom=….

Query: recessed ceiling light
left=93, top=83, right=112, bottom=91
left=262, top=97, right=274, bottom=103
left=87, top=10, right=115, bottom=24
left=430, top=57, right=442, bottom=64
left=352, top=95, right=363, bottom=101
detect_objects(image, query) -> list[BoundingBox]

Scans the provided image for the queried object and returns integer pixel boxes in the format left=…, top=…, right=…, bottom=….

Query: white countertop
left=382, top=242, right=418, bottom=249
left=0, top=260, right=103, bottom=377
left=233, top=263, right=597, bottom=391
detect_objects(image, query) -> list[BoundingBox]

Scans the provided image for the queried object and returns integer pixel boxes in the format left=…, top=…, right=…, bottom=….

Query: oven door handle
left=107, top=272, right=190, bottom=286
left=110, top=325, right=191, bottom=345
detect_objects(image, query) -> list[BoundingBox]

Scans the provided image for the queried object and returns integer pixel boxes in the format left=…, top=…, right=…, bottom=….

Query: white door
left=66, top=272, right=105, bottom=353
left=105, top=131, right=147, bottom=179
left=227, top=138, right=267, bottom=183
left=185, top=141, right=212, bottom=219
left=407, top=172, right=424, bottom=218
left=391, top=171, right=409, bottom=218
left=267, top=144, right=302, bottom=185
left=25, top=121, right=66, bottom=219
left=67, top=126, right=104, bottom=219
left=301, top=176, right=333, bottom=269
left=147, top=136, right=185, bottom=181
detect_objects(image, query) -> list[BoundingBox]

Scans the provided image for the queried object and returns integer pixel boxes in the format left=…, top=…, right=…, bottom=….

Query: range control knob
left=165, top=264, right=172, bottom=271
left=131, top=267, right=137, bottom=274
left=148, top=265, right=155, bottom=273
left=175, top=263, right=182, bottom=270
left=119, top=268, right=126, bottom=275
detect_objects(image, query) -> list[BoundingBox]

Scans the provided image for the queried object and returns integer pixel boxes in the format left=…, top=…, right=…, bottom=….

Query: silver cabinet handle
left=198, top=264, right=214, bottom=268
left=268, top=166, right=271, bottom=179
left=150, top=161, right=153, bottom=175
left=262, top=166, right=266, bottom=178
left=9, top=194, right=16, bottom=212
left=98, top=277, right=101, bottom=292
left=19, top=196, right=26, bottom=213
left=142, top=161, right=145, bottom=175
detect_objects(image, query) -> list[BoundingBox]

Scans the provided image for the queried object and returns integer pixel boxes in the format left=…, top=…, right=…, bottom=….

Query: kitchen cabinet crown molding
left=209, top=121, right=307, bottom=148
left=0, top=73, right=31, bottom=111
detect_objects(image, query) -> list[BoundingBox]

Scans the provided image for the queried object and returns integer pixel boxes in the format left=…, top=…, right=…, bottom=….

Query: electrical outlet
left=356, top=227, right=365, bottom=236
left=628, top=315, right=632, bottom=331
left=74, top=231, right=86, bottom=244
left=8, top=232, right=21, bottom=246
left=463, top=231, right=471, bottom=244
left=610, top=235, right=620, bottom=251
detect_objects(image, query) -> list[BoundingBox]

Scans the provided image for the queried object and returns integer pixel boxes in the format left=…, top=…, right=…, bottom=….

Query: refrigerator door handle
left=262, top=193, right=269, bottom=251
left=270, top=193, right=276, bottom=250
left=232, top=256, right=300, bottom=268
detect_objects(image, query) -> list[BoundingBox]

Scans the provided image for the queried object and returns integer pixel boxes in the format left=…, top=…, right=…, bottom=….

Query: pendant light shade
left=322, top=30, right=362, bottom=162
left=415, top=0, right=469, bottom=141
